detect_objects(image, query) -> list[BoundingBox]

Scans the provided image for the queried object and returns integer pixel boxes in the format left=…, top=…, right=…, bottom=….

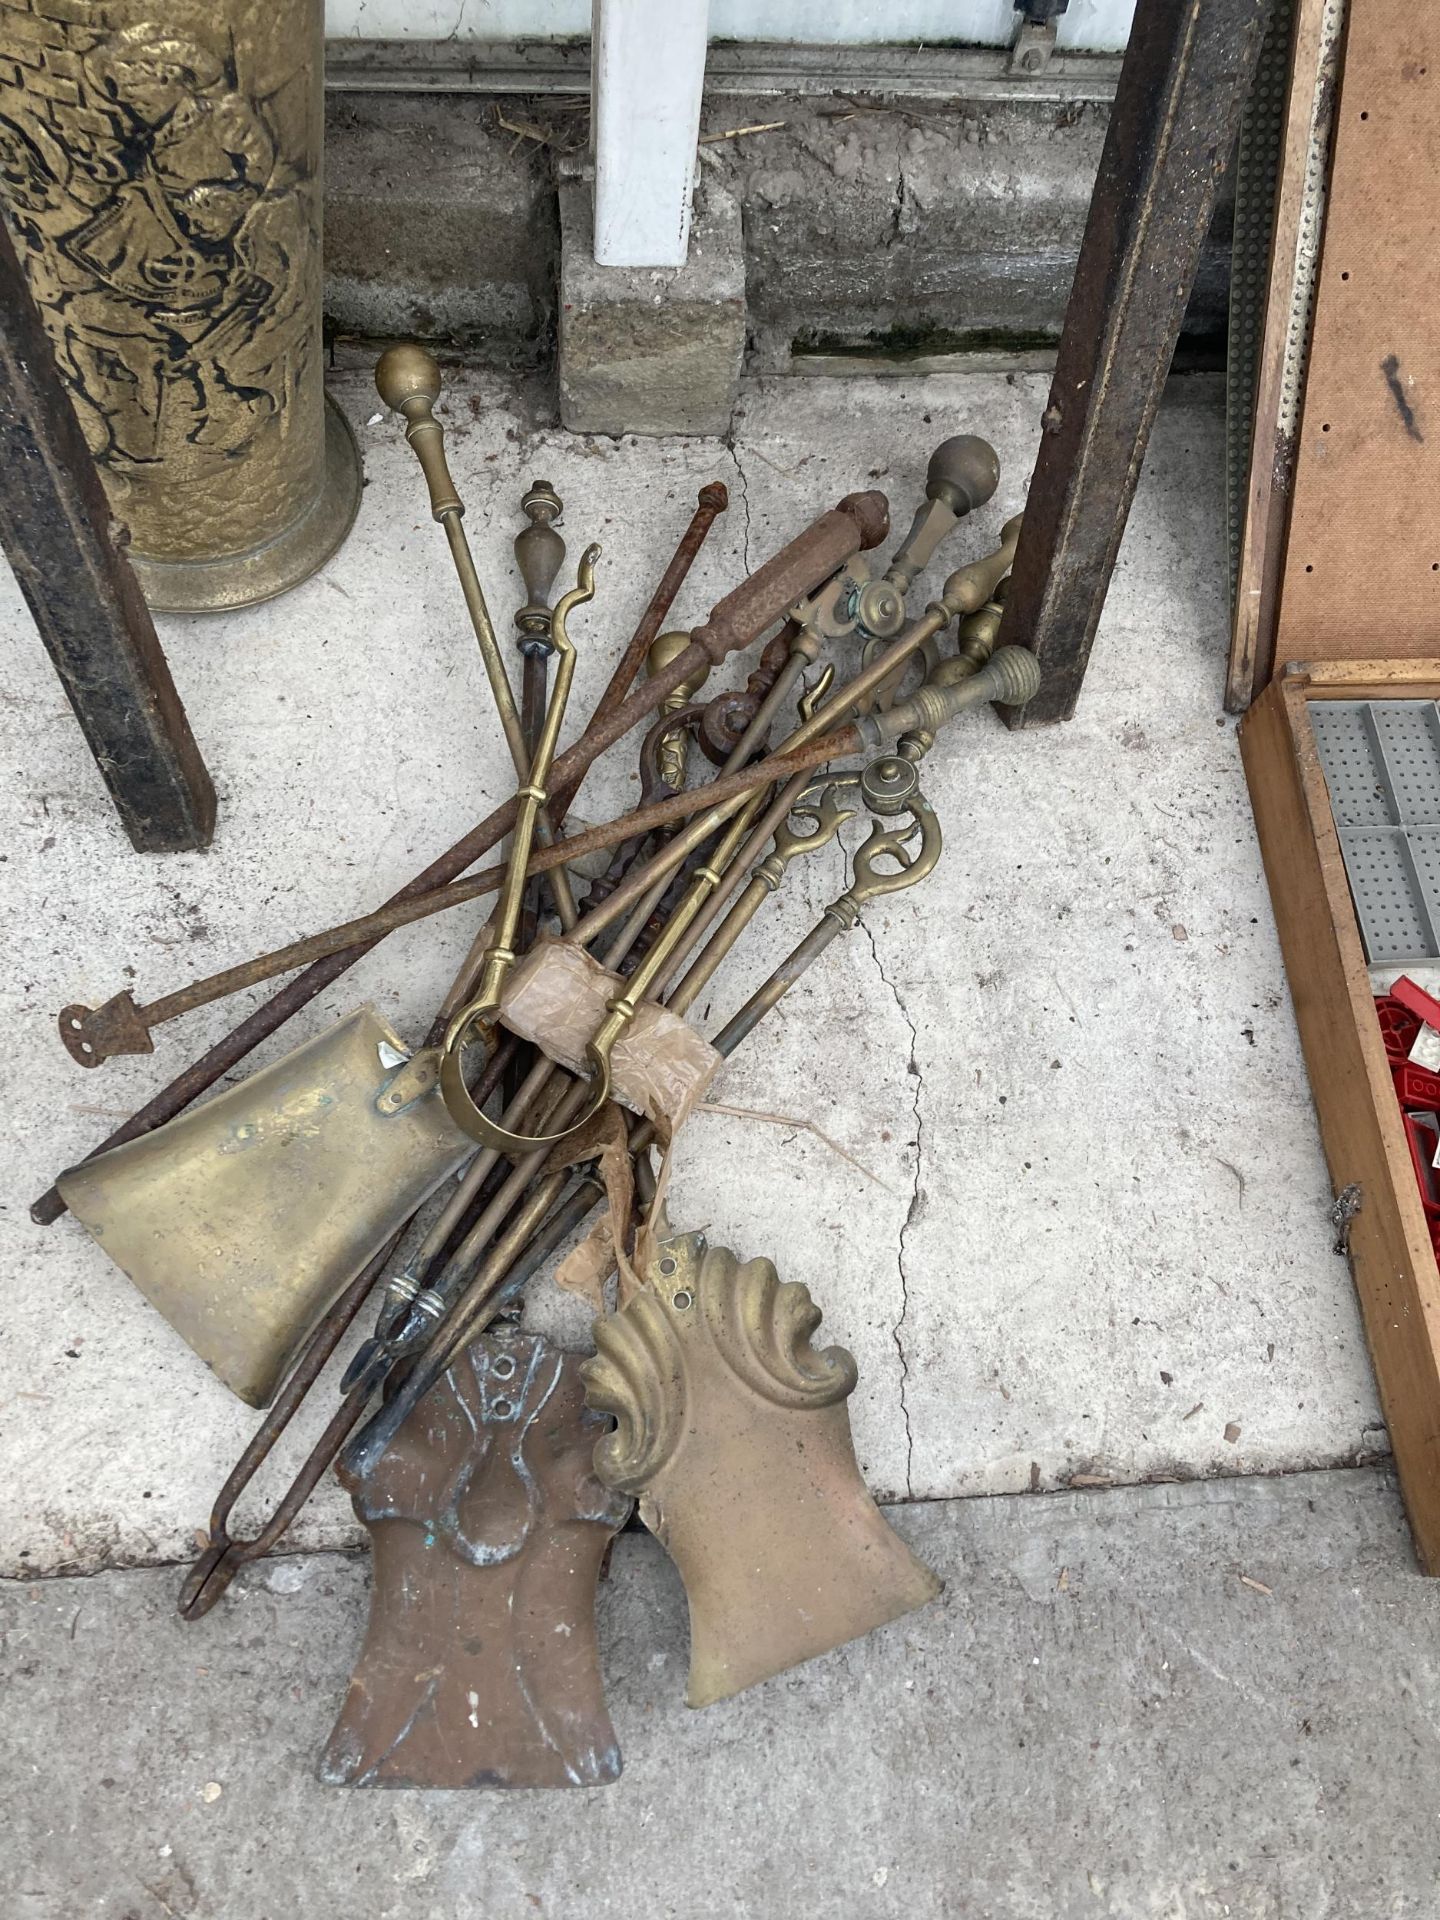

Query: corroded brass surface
left=0, top=0, right=361, bottom=610
left=56, top=1006, right=470, bottom=1407
left=583, top=1232, right=940, bottom=1708
left=647, top=629, right=706, bottom=792
left=321, top=1332, right=631, bottom=1789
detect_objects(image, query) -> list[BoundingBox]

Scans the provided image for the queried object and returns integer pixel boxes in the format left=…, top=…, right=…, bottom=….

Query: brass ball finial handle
left=886, top=434, right=1002, bottom=597
left=925, top=435, right=1000, bottom=517
left=375, top=342, right=442, bottom=413
left=375, top=344, right=461, bottom=520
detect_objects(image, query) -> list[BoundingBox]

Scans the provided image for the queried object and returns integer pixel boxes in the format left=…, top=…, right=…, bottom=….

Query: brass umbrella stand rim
left=130, top=397, right=365, bottom=615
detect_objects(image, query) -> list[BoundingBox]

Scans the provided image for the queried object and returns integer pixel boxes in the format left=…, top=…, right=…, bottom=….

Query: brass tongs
left=439, top=546, right=605, bottom=1153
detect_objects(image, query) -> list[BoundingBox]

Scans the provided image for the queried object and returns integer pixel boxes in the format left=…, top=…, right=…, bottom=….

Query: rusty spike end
left=59, top=991, right=154, bottom=1069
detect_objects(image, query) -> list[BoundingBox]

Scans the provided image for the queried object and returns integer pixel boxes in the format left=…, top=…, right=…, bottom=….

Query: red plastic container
left=1377, top=994, right=1423, bottom=1064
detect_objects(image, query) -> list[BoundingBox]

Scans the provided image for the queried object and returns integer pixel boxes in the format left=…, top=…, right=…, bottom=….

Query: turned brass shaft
left=375, top=346, right=578, bottom=929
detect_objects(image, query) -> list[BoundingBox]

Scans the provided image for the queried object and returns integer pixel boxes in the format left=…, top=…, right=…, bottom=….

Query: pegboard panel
left=1278, top=0, right=1440, bottom=660
left=1313, top=699, right=1440, bottom=962
left=1336, top=829, right=1436, bottom=963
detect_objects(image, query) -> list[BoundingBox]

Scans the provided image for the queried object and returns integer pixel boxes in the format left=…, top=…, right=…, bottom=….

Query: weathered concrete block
left=557, top=180, right=745, bottom=436
left=705, top=96, right=1233, bottom=370
left=324, top=96, right=556, bottom=357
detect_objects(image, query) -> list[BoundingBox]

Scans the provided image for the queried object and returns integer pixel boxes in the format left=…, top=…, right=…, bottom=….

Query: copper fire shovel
left=582, top=1228, right=940, bottom=1708
left=321, top=1327, right=632, bottom=1789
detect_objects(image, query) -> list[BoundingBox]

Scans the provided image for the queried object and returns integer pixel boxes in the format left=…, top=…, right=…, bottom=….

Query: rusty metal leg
left=0, top=220, right=215, bottom=851
left=999, top=0, right=1272, bottom=729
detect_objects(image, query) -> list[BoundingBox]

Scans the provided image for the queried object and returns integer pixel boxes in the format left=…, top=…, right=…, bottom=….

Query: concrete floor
left=6, top=1468, right=1440, bottom=1919
left=0, top=368, right=1413, bottom=1913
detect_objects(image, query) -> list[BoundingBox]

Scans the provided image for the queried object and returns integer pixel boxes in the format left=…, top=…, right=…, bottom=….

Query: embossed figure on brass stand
left=0, top=0, right=361, bottom=609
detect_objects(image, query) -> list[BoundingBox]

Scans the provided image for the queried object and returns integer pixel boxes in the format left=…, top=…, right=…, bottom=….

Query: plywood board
left=1240, top=661, right=1440, bottom=1572
left=1277, top=0, right=1440, bottom=660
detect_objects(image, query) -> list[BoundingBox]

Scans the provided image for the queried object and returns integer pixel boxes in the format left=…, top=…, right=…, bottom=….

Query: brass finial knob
left=884, top=436, right=1003, bottom=601
left=375, top=344, right=442, bottom=416
left=374, top=345, right=460, bottom=521
left=925, top=435, right=1000, bottom=516
left=515, top=480, right=566, bottom=655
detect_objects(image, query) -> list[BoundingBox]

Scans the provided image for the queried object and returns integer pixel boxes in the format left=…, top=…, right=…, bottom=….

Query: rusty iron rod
left=33, top=489, right=881, bottom=1223
left=57, top=737, right=851, bottom=1068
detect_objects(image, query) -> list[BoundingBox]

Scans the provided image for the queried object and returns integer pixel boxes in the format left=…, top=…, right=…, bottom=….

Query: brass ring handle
left=438, top=1022, right=614, bottom=1151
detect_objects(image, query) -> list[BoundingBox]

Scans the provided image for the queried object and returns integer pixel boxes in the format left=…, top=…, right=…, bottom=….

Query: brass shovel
left=56, top=1007, right=470, bottom=1406
left=583, top=1227, right=939, bottom=1708
left=321, top=1327, right=632, bottom=1789
left=54, top=536, right=598, bottom=1410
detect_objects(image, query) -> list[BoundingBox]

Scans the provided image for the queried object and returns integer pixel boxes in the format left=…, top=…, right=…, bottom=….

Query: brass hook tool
left=439, top=547, right=602, bottom=1148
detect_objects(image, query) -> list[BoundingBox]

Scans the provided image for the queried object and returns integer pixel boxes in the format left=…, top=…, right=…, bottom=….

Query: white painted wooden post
left=591, top=0, right=710, bottom=268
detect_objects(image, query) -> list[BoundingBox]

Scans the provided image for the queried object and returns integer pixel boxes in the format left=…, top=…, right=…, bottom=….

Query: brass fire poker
left=375, top=347, right=579, bottom=930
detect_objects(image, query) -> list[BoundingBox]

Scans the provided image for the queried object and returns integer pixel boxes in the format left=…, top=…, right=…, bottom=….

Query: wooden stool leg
left=1001, top=0, right=1273, bottom=729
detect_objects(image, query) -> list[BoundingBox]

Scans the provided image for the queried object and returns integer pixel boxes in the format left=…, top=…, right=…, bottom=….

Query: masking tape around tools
left=499, top=936, right=720, bottom=1135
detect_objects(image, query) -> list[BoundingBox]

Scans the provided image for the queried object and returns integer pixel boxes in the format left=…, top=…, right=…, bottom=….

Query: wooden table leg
left=0, top=220, right=215, bottom=853
left=1000, top=0, right=1273, bottom=729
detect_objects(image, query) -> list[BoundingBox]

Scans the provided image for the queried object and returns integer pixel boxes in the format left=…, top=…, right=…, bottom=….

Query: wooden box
left=1241, top=660, right=1440, bottom=1570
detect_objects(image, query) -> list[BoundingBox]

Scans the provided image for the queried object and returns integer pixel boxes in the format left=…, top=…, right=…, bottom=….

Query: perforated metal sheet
left=1312, top=700, right=1440, bottom=964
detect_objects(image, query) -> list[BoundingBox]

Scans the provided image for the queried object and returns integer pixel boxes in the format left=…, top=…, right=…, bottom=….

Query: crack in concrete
left=860, top=919, right=921, bottom=1499
left=725, top=428, right=756, bottom=576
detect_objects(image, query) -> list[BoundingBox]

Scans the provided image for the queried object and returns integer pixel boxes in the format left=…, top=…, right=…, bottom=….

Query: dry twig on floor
left=700, top=120, right=788, bottom=144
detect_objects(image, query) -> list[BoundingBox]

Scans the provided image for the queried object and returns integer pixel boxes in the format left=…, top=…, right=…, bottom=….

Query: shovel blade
left=584, top=1234, right=940, bottom=1708
left=321, top=1333, right=632, bottom=1789
left=57, top=1006, right=469, bottom=1406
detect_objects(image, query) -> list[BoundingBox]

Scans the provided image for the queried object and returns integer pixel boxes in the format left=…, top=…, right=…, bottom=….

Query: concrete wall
left=323, top=90, right=1233, bottom=373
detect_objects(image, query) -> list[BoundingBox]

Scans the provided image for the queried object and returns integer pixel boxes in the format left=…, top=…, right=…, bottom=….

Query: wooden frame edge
left=1240, top=667, right=1440, bottom=1571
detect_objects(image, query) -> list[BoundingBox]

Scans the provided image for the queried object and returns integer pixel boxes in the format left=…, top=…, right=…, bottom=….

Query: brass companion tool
left=583, top=1228, right=939, bottom=1707
left=376, top=344, right=579, bottom=928
left=582, top=764, right=946, bottom=1703
left=55, top=1007, right=470, bottom=1407
left=321, top=1330, right=631, bottom=1789
left=439, top=549, right=606, bottom=1152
